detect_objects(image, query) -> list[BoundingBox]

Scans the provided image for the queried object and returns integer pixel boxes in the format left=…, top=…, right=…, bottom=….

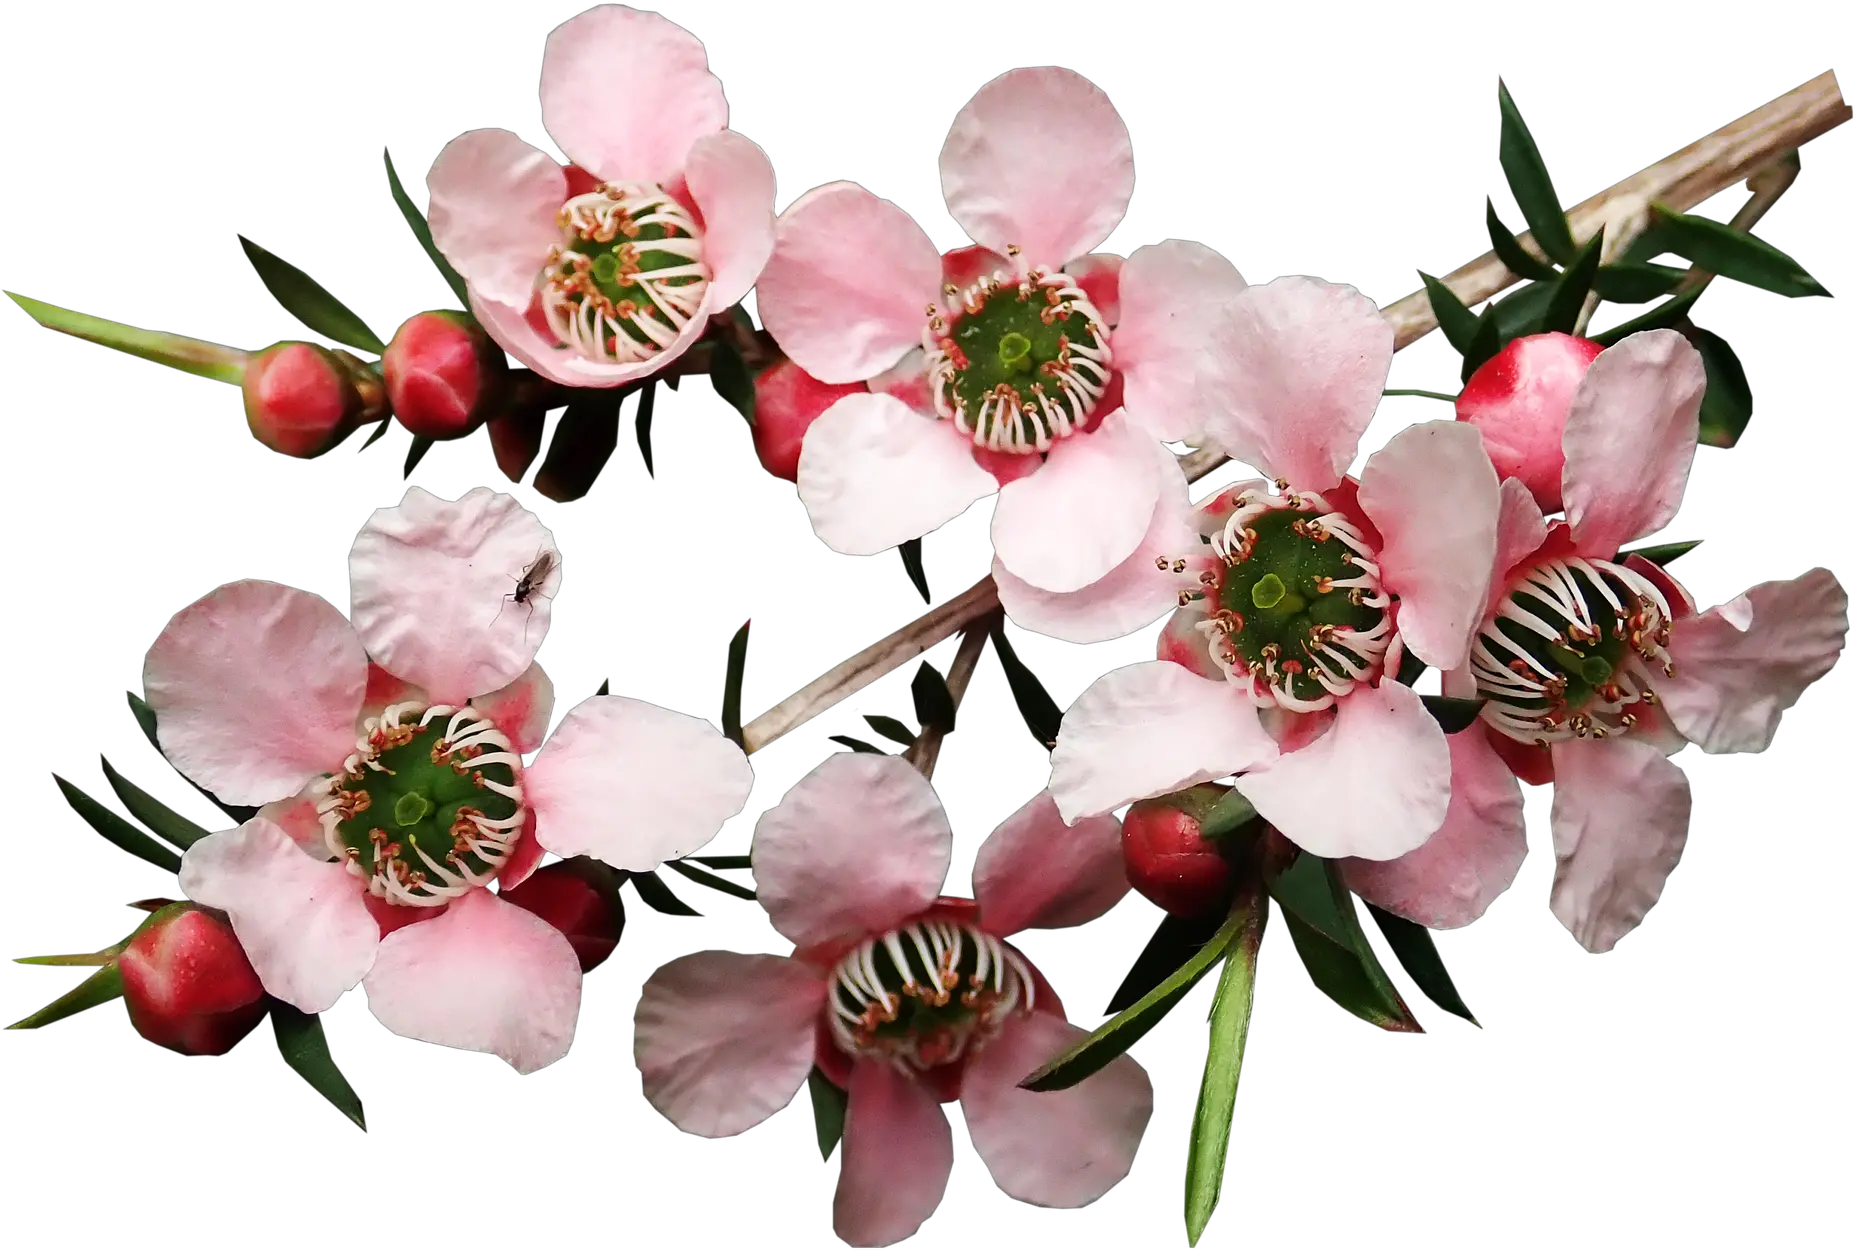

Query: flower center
left=315, top=703, right=527, bottom=906
left=826, top=918, right=1034, bottom=1072
left=1471, top=556, right=1674, bottom=745
left=538, top=182, right=708, bottom=365
left=923, top=267, right=1110, bottom=453
left=1184, top=485, right=1392, bottom=711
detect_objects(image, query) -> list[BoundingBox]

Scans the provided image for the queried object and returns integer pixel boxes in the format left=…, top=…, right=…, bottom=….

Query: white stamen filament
left=539, top=183, right=708, bottom=366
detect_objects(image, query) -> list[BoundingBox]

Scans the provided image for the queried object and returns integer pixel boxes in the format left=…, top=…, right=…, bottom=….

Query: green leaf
left=533, top=396, right=622, bottom=502
left=911, top=662, right=956, bottom=734
left=238, top=236, right=385, bottom=354
left=1421, top=695, right=1486, bottom=733
left=1267, top=855, right=1420, bottom=1032
left=403, top=434, right=434, bottom=478
left=1395, top=650, right=1428, bottom=687
left=634, top=380, right=658, bottom=477
left=664, top=858, right=756, bottom=901
left=1199, top=788, right=1260, bottom=841
left=1488, top=279, right=1557, bottom=341
left=828, top=735, right=886, bottom=754
left=710, top=340, right=756, bottom=424
left=1539, top=227, right=1605, bottom=335
left=1417, top=272, right=1481, bottom=355
left=383, top=148, right=468, bottom=305
left=6, top=292, right=248, bottom=384
left=1619, top=539, right=1701, bottom=567
left=1497, top=80, right=1576, bottom=264
left=1020, top=891, right=1254, bottom=1092
left=1484, top=200, right=1557, bottom=281
left=1593, top=285, right=1705, bottom=347
left=808, top=1067, right=848, bottom=1160
left=1106, top=908, right=1229, bottom=1013
left=1459, top=309, right=1504, bottom=383
left=358, top=417, right=393, bottom=451
left=130, top=691, right=258, bottom=822
left=1367, top=905, right=1477, bottom=1026
left=15, top=952, right=117, bottom=966
left=53, top=775, right=181, bottom=874
left=722, top=620, right=750, bottom=748
left=99, top=758, right=208, bottom=851
left=899, top=538, right=931, bottom=604
left=1684, top=325, right=1753, bottom=448
left=1641, top=204, right=1829, bottom=298
left=594, top=679, right=610, bottom=697
left=1592, top=262, right=1688, bottom=303
left=863, top=715, right=918, bottom=747
left=628, top=870, right=701, bottom=916
left=7, top=962, right=123, bottom=1030
left=1184, top=893, right=1268, bottom=1246
left=270, top=1003, right=366, bottom=1130
left=689, top=854, right=751, bottom=871
left=989, top=621, right=1063, bottom=750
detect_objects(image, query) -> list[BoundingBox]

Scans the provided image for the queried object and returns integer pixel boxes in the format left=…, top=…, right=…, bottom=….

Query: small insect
left=492, top=549, right=559, bottom=637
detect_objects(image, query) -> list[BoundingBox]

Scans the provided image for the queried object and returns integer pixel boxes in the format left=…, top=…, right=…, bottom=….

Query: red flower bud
left=116, top=903, right=266, bottom=1056
left=751, top=358, right=863, bottom=482
left=1121, top=785, right=1237, bottom=917
left=1456, top=331, right=1603, bottom=513
left=242, top=341, right=376, bottom=458
left=382, top=310, right=508, bottom=439
left=500, top=861, right=626, bottom=972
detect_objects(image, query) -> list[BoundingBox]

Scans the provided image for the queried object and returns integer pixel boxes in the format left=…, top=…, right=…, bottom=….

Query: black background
left=7, top=7, right=1848, bottom=1240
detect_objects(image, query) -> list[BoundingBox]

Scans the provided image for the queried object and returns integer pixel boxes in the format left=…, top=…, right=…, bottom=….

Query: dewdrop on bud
left=1456, top=331, right=1603, bottom=512
left=242, top=342, right=380, bottom=458
left=1121, top=784, right=1239, bottom=917
left=116, top=903, right=267, bottom=1056
left=500, top=860, right=626, bottom=972
left=382, top=310, right=509, bottom=439
left=751, top=358, right=864, bottom=482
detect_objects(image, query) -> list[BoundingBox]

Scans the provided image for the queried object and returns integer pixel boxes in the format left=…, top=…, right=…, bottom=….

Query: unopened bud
left=751, top=358, right=864, bottom=482
left=116, top=903, right=266, bottom=1056
left=242, top=341, right=379, bottom=458
left=499, top=859, right=626, bottom=972
left=1121, top=784, right=1239, bottom=917
left=382, top=310, right=509, bottom=439
left=1456, top=331, right=1603, bottom=513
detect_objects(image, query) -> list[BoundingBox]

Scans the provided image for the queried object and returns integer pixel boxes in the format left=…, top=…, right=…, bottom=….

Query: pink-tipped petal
left=348, top=486, right=558, bottom=705
left=1238, top=680, right=1451, bottom=860
left=525, top=695, right=753, bottom=871
left=960, top=1012, right=1152, bottom=1208
left=538, top=5, right=726, bottom=184
left=1067, top=252, right=1124, bottom=325
left=939, top=67, right=1134, bottom=268
left=1198, top=277, right=1393, bottom=490
left=1157, top=603, right=1225, bottom=680
left=1357, top=420, right=1501, bottom=671
left=363, top=887, right=581, bottom=1073
left=991, top=411, right=1161, bottom=593
left=1113, top=240, right=1248, bottom=442
left=471, top=285, right=713, bottom=389
left=1659, top=568, right=1848, bottom=755
left=497, top=814, right=546, bottom=890
left=683, top=129, right=776, bottom=308
left=426, top=129, right=568, bottom=308
left=145, top=580, right=366, bottom=806
left=179, top=818, right=376, bottom=1014
left=758, top=183, right=943, bottom=383
left=1341, top=728, right=1527, bottom=928
left=471, top=661, right=555, bottom=755
left=359, top=662, right=428, bottom=731
left=973, top=793, right=1128, bottom=937
left=634, top=951, right=825, bottom=1137
left=257, top=788, right=332, bottom=856
left=797, top=392, right=998, bottom=555
left=834, top=1061, right=954, bottom=1247
left=1050, top=662, right=1277, bottom=822
left=1548, top=737, right=1692, bottom=953
left=753, top=753, right=952, bottom=950
left=1562, top=329, right=1705, bottom=557
left=1489, top=478, right=1551, bottom=609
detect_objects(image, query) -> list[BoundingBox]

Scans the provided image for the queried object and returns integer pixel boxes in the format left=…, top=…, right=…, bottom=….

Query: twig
left=904, top=614, right=996, bottom=779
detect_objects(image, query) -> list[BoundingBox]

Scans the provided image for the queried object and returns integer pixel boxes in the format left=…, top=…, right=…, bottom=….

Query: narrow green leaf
left=1484, top=200, right=1557, bottom=281
left=1592, top=262, right=1688, bottom=303
left=127, top=691, right=159, bottom=745
left=1488, top=279, right=1557, bottom=341
left=238, top=236, right=385, bottom=354
left=808, top=1067, right=848, bottom=1160
left=628, top=870, right=701, bottom=916
left=403, top=434, right=434, bottom=478
left=53, top=776, right=181, bottom=873
left=1459, top=309, right=1504, bottom=383
left=533, top=395, right=623, bottom=501
left=911, top=662, right=956, bottom=734
left=7, top=963, right=124, bottom=1030
left=1497, top=80, right=1576, bottom=264
left=6, top=292, right=249, bottom=384
left=1619, top=539, right=1701, bottom=567
left=1417, top=272, right=1481, bottom=355
left=863, top=715, right=918, bottom=747
left=1395, top=650, right=1428, bottom=687
left=1593, top=286, right=1705, bottom=347
left=1421, top=695, right=1486, bottom=733
left=357, top=417, right=393, bottom=451
left=127, top=898, right=179, bottom=913
left=1106, top=908, right=1228, bottom=1014
left=594, top=679, right=610, bottom=697
left=383, top=148, right=468, bottom=305
left=689, top=854, right=751, bottom=871
left=1368, top=905, right=1477, bottom=1026
left=1684, top=325, right=1753, bottom=448
left=989, top=621, right=1063, bottom=750
left=1184, top=894, right=1268, bottom=1246
left=722, top=620, right=750, bottom=748
left=899, top=538, right=931, bottom=604
left=710, top=341, right=756, bottom=424
left=271, top=1004, right=366, bottom=1130
left=828, top=735, right=886, bottom=755
left=665, top=858, right=756, bottom=901
left=1268, top=856, right=1420, bottom=1032
left=634, top=380, right=658, bottom=477
left=1199, top=788, right=1260, bottom=841
left=1021, top=891, right=1253, bottom=1092
left=15, top=952, right=117, bottom=966
left=1539, top=228, right=1605, bottom=335
left=1644, top=204, right=1828, bottom=298
left=99, top=758, right=208, bottom=851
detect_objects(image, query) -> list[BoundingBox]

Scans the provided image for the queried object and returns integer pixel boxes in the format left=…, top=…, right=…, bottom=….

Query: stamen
left=538, top=183, right=707, bottom=366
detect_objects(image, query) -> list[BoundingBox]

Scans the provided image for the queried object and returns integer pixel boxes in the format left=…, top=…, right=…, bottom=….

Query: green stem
left=7, top=292, right=249, bottom=384
left=1382, top=387, right=1460, bottom=402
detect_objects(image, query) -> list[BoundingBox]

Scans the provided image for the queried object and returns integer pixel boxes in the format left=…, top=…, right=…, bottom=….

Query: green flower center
left=827, top=918, right=1034, bottom=1071
left=540, top=182, right=707, bottom=364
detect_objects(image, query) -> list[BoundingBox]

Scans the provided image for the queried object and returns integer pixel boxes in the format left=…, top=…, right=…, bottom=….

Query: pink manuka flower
left=754, top=66, right=1246, bottom=601
left=1345, top=329, right=1849, bottom=949
left=424, top=5, right=775, bottom=388
left=157, top=486, right=753, bottom=1071
left=1048, top=277, right=1503, bottom=862
left=634, top=754, right=1151, bottom=1247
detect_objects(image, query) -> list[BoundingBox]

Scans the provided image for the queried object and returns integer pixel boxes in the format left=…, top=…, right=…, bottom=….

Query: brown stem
left=904, top=613, right=997, bottom=779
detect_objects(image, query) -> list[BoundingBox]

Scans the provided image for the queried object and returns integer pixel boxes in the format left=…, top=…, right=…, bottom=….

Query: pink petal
left=683, top=129, right=776, bottom=308
left=257, top=788, right=332, bottom=856
left=973, top=792, right=1128, bottom=937
left=1067, top=252, right=1124, bottom=326
left=471, top=661, right=555, bottom=755
left=359, top=662, right=428, bottom=731
left=797, top=392, right=998, bottom=555
left=960, top=1012, right=1152, bottom=1208
left=834, top=1060, right=953, bottom=1247
left=1561, top=329, right=1705, bottom=557
left=993, top=436, right=1196, bottom=642
left=757, top=182, right=943, bottom=384
left=1198, top=277, right=1393, bottom=491
left=179, top=818, right=376, bottom=1013
left=1341, top=728, right=1527, bottom=928
left=753, top=753, right=951, bottom=950
left=470, top=284, right=713, bottom=389
left=1548, top=737, right=1692, bottom=952
left=1157, top=603, right=1226, bottom=681
left=348, top=485, right=558, bottom=705
left=991, top=411, right=1161, bottom=593
left=1049, top=661, right=1277, bottom=822
left=525, top=695, right=753, bottom=871
left=144, top=580, right=366, bottom=806
left=363, top=887, right=581, bottom=1072
left=1489, top=477, right=1551, bottom=612
left=1237, top=679, right=1450, bottom=860
left=634, top=951, right=825, bottom=1137
left=1659, top=568, right=1848, bottom=755
left=426, top=128, right=567, bottom=309
left=497, top=813, right=546, bottom=890
left=538, top=5, right=726, bottom=184
left=1113, top=239, right=1248, bottom=442
left=939, top=67, right=1134, bottom=268
left=1357, top=420, right=1501, bottom=671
